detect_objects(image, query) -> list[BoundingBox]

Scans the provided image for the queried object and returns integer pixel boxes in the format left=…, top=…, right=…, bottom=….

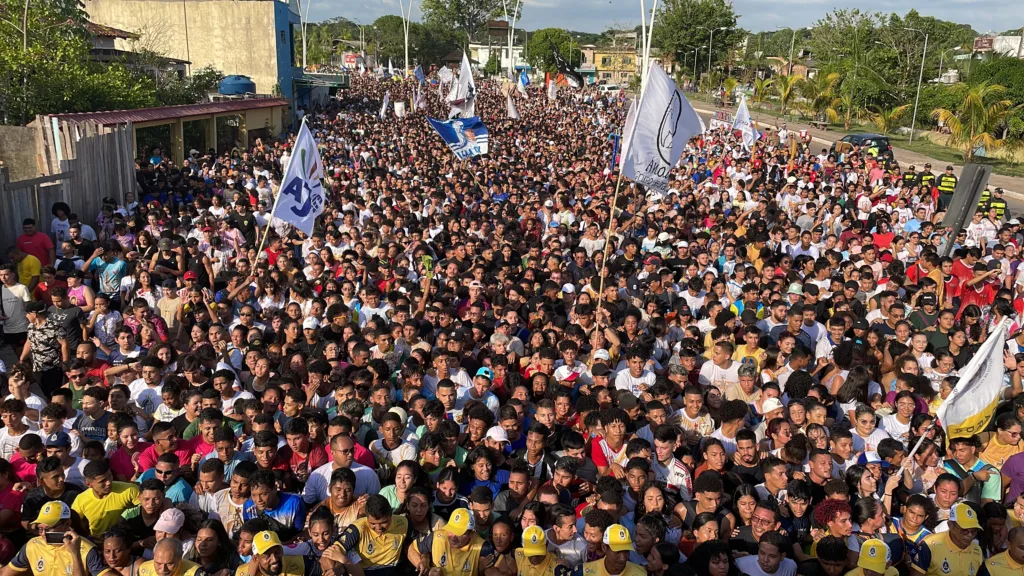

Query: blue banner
left=414, top=65, right=425, bottom=84
left=519, top=70, right=530, bottom=86
left=427, top=116, right=490, bottom=160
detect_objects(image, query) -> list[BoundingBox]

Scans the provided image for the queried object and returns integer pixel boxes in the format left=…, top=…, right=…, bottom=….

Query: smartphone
left=44, top=532, right=66, bottom=545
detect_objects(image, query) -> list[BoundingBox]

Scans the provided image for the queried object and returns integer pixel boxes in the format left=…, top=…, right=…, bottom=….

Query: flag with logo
left=618, top=63, right=702, bottom=193
left=936, top=319, right=1011, bottom=440
left=546, top=74, right=557, bottom=101
left=271, top=119, right=325, bottom=236
left=395, top=101, right=406, bottom=118
left=380, top=91, right=390, bottom=120
left=518, top=70, right=530, bottom=97
left=551, top=41, right=584, bottom=88
left=448, top=52, right=476, bottom=118
left=427, top=116, right=489, bottom=160
left=731, top=94, right=760, bottom=151
left=414, top=65, right=425, bottom=84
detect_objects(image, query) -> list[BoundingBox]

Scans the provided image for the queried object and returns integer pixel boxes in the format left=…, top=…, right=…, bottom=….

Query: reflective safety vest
left=989, top=198, right=1008, bottom=220
left=980, top=188, right=992, bottom=204
left=937, top=173, right=957, bottom=194
left=902, top=172, right=917, bottom=187
left=920, top=172, right=936, bottom=189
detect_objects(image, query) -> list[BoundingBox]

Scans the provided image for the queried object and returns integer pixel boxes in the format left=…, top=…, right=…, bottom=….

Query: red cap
left=183, top=271, right=198, bottom=281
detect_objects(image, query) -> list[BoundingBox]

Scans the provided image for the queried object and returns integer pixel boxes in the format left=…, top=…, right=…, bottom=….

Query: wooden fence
left=0, top=116, right=138, bottom=251
left=0, top=167, right=76, bottom=253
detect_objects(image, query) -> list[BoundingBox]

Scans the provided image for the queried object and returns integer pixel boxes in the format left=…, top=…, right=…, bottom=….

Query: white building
left=469, top=43, right=527, bottom=76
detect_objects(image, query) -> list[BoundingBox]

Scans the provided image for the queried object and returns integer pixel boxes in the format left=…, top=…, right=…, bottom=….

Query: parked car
left=597, top=84, right=621, bottom=96
left=830, top=133, right=893, bottom=159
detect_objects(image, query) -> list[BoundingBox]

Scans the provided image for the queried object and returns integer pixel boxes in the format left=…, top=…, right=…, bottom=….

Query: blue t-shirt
left=137, top=472, right=196, bottom=506
left=243, top=491, right=305, bottom=541
left=88, top=258, right=128, bottom=295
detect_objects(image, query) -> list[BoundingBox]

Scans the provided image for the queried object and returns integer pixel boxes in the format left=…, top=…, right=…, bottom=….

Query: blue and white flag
left=519, top=70, right=530, bottom=87
left=731, top=94, right=760, bottom=151
left=507, top=94, right=519, bottom=120
left=380, top=91, right=390, bottom=120
left=414, top=65, right=425, bottom=84
left=272, top=120, right=325, bottom=236
left=427, top=116, right=489, bottom=160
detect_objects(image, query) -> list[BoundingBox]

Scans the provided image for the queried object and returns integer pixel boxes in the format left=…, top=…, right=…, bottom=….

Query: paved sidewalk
left=693, top=105, right=1024, bottom=212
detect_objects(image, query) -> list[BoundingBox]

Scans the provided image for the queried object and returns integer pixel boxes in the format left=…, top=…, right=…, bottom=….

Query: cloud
left=309, top=0, right=1024, bottom=36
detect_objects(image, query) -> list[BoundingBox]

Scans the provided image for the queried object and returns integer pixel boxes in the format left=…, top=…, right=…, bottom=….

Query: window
left=602, top=72, right=612, bottom=79
left=601, top=57, right=612, bottom=66
left=622, top=57, right=632, bottom=65
left=280, top=30, right=285, bottom=44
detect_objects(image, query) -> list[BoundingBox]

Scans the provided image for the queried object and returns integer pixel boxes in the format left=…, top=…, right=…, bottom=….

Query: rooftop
left=53, top=97, right=289, bottom=126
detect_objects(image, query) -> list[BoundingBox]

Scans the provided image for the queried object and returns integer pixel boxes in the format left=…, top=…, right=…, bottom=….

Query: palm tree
left=722, top=77, right=738, bottom=105
left=932, top=81, right=1020, bottom=163
left=798, top=72, right=841, bottom=124
left=870, top=104, right=910, bottom=135
left=774, top=74, right=798, bottom=117
left=838, top=90, right=861, bottom=131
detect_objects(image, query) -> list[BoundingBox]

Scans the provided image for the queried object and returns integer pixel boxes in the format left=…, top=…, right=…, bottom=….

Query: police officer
left=936, top=165, right=958, bottom=209
left=903, top=165, right=918, bottom=188
left=988, top=187, right=1009, bottom=221
left=919, top=163, right=936, bottom=189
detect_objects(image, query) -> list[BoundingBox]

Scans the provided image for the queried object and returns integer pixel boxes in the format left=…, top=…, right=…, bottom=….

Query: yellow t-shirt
left=845, top=568, right=899, bottom=576
left=980, top=434, right=1024, bottom=469
left=71, top=481, right=141, bottom=536
left=10, top=536, right=110, bottom=576
left=514, top=550, right=571, bottom=576
left=985, top=550, right=1024, bottom=576
left=921, top=531, right=983, bottom=576
left=725, top=382, right=762, bottom=404
left=17, top=255, right=41, bottom=288
left=331, top=515, right=408, bottom=569
left=733, top=344, right=765, bottom=371
left=581, top=559, right=646, bottom=576
left=139, top=559, right=201, bottom=576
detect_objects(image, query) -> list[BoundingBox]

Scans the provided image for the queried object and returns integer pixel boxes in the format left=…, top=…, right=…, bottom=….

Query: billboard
left=974, top=37, right=994, bottom=52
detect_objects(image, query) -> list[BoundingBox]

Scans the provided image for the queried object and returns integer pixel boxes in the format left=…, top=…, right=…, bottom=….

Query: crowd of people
left=1, top=70, right=1024, bottom=576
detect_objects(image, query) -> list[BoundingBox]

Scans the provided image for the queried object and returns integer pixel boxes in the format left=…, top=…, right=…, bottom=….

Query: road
left=692, top=106, right=1024, bottom=215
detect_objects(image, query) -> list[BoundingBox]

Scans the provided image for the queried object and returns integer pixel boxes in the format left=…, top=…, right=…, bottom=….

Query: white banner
left=380, top=91, right=390, bottom=120
left=507, top=94, right=519, bottom=119
left=395, top=101, right=406, bottom=118
left=271, top=121, right=325, bottom=236
left=731, top=95, right=760, bottom=150
left=936, top=319, right=1011, bottom=439
left=620, top=63, right=703, bottom=193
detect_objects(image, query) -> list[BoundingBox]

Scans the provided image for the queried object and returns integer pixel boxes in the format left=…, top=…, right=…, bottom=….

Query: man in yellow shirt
left=916, top=503, right=983, bottom=576
left=515, top=526, right=571, bottom=576
left=322, top=494, right=409, bottom=573
left=985, top=526, right=1024, bottom=576
left=846, top=539, right=898, bottom=576
left=237, top=531, right=319, bottom=576
left=4, top=501, right=110, bottom=576
left=9, top=247, right=41, bottom=294
left=71, top=460, right=141, bottom=537
left=577, top=524, right=645, bottom=576
left=411, top=507, right=494, bottom=576
left=138, top=538, right=201, bottom=576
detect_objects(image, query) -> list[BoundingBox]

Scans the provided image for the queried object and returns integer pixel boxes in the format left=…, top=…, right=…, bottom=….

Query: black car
left=830, top=133, right=893, bottom=159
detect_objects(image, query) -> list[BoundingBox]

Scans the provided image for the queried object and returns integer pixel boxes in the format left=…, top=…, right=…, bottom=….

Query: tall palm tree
left=774, top=74, right=798, bottom=117
left=838, top=90, right=861, bottom=131
left=722, top=77, right=738, bottom=105
left=870, top=104, right=910, bottom=135
left=932, top=81, right=1020, bottom=163
left=752, top=78, right=774, bottom=106
left=798, top=72, right=841, bottom=124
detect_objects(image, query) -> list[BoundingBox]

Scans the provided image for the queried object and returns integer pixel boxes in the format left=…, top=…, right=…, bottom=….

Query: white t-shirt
left=0, top=428, right=42, bottom=460
left=614, top=369, right=656, bottom=397
left=1, top=283, right=32, bottom=334
left=735, top=555, right=797, bottom=576
left=698, top=361, right=741, bottom=391
left=128, top=379, right=163, bottom=415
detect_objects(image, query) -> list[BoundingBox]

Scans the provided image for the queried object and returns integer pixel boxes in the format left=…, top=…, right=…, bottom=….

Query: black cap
left=852, top=318, right=869, bottom=330
left=919, top=293, right=937, bottom=306
left=591, top=363, right=611, bottom=377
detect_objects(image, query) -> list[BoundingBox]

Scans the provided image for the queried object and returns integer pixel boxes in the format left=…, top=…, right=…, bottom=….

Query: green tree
left=752, top=77, right=773, bottom=109
left=420, top=0, right=508, bottom=43
left=774, top=74, right=799, bottom=117
left=525, top=28, right=579, bottom=73
left=155, top=66, right=223, bottom=106
left=870, top=104, right=910, bottom=135
left=653, top=0, right=741, bottom=75
left=798, top=71, right=841, bottom=123
left=484, top=52, right=500, bottom=76
left=932, top=82, right=1020, bottom=162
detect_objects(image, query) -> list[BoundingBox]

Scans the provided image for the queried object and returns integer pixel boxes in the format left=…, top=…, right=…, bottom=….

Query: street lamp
left=905, top=27, right=929, bottom=144
left=398, top=0, right=414, bottom=77
left=694, top=45, right=705, bottom=82
left=697, top=26, right=728, bottom=75
left=938, top=46, right=961, bottom=82
left=777, top=26, right=806, bottom=76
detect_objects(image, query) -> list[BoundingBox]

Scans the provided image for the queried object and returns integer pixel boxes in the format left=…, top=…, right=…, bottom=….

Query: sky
left=313, top=0, right=1024, bottom=36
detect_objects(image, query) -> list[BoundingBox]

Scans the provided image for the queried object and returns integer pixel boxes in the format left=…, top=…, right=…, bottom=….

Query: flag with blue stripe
left=414, top=65, right=425, bottom=84
left=427, top=116, right=489, bottom=160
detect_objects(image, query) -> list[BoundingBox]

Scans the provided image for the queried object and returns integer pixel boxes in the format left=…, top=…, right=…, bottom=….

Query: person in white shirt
left=734, top=531, right=798, bottom=576
left=698, top=342, right=741, bottom=392
left=303, top=434, right=380, bottom=505
left=614, top=350, right=656, bottom=397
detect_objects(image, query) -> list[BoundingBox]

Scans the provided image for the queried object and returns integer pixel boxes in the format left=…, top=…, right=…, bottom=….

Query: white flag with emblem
left=507, top=94, right=519, bottom=119
left=270, top=119, right=325, bottom=236
left=619, top=63, right=702, bottom=193
left=380, top=91, right=390, bottom=120
left=731, top=94, right=760, bottom=151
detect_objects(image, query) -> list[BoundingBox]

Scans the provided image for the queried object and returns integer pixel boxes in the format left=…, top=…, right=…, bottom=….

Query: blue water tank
left=219, top=75, right=256, bottom=95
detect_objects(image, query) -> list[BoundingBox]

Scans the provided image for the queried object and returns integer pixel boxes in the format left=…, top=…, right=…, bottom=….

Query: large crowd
left=0, top=70, right=1022, bottom=576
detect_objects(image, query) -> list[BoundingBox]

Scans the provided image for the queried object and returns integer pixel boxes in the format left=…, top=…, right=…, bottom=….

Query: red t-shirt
left=0, top=485, right=25, bottom=527
left=958, top=282, right=998, bottom=319
left=279, top=442, right=330, bottom=477
left=17, top=232, right=53, bottom=266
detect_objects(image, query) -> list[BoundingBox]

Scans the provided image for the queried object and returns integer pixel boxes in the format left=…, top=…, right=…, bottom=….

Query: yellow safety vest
left=139, top=559, right=202, bottom=576
left=937, top=174, right=957, bottom=194
left=18, top=537, right=102, bottom=576
left=432, top=529, right=486, bottom=576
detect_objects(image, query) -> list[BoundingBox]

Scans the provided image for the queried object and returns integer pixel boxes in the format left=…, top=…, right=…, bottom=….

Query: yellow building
left=594, top=48, right=636, bottom=85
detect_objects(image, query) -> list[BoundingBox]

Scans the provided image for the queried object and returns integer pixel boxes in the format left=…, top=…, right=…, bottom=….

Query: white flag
left=271, top=120, right=325, bottom=236
left=507, top=94, right=519, bottom=119
left=731, top=95, right=760, bottom=151
left=449, top=52, right=476, bottom=118
left=395, top=101, right=406, bottom=118
left=380, top=91, right=390, bottom=120
left=388, top=58, right=395, bottom=76
left=936, top=319, right=1011, bottom=440
left=547, top=79, right=557, bottom=101
left=620, top=63, right=702, bottom=193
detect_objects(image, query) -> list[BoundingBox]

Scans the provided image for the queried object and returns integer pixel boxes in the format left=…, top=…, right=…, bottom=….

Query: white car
left=597, top=84, right=621, bottom=95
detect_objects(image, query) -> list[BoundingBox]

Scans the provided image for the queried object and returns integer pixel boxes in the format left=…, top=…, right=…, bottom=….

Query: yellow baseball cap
left=603, top=524, right=634, bottom=552
left=522, top=526, right=547, bottom=557
left=36, top=501, right=71, bottom=528
left=252, top=531, right=283, bottom=555
left=444, top=508, right=476, bottom=537
left=857, top=539, right=891, bottom=573
left=950, top=502, right=981, bottom=530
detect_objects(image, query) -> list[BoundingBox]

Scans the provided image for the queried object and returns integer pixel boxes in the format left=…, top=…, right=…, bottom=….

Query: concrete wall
left=0, top=126, right=41, bottom=181
left=85, top=0, right=285, bottom=96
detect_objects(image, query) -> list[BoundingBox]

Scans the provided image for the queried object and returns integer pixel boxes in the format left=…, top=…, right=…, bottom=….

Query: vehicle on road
left=830, top=133, right=894, bottom=160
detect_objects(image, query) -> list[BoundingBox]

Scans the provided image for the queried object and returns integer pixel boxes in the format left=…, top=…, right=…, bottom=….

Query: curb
left=691, top=106, right=1024, bottom=205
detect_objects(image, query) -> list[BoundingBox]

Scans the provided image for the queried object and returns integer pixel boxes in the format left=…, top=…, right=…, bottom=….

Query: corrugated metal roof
left=53, top=98, right=290, bottom=125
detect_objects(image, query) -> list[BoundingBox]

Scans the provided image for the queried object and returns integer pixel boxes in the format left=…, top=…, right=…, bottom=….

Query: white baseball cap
left=486, top=426, right=509, bottom=444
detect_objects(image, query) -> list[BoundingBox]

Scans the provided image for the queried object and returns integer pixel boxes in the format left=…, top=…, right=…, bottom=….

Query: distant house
left=86, top=22, right=190, bottom=78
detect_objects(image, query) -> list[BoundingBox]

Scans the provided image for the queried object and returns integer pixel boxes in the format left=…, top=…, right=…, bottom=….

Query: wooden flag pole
left=255, top=115, right=309, bottom=258
left=595, top=169, right=626, bottom=310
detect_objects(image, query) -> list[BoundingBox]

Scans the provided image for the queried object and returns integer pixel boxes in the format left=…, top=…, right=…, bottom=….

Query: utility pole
left=398, top=0, right=414, bottom=77
left=788, top=28, right=798, bottom=76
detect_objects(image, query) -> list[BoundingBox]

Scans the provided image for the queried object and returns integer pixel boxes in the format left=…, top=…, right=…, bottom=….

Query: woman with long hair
left=683, top=540, right=740, bottom=576
left=845, top=465, right=879, bottom=507
left=632, top=482, right=682, bottom=545
left=109, top=419, right=152, bottom=482
left=721, top=484, right=757, bottom=539
left=459, top=446, right=510, bottom=499
left=380, top=460, right=428, bottom=511
left=184, top=518, right=236, bottom=576
left=836, top=365, right=876, bottom=425
left=399, top=485, right=445, bottom=541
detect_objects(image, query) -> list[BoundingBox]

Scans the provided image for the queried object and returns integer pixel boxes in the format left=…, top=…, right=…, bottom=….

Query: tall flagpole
left=256, top=116, right=309, bottom=258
